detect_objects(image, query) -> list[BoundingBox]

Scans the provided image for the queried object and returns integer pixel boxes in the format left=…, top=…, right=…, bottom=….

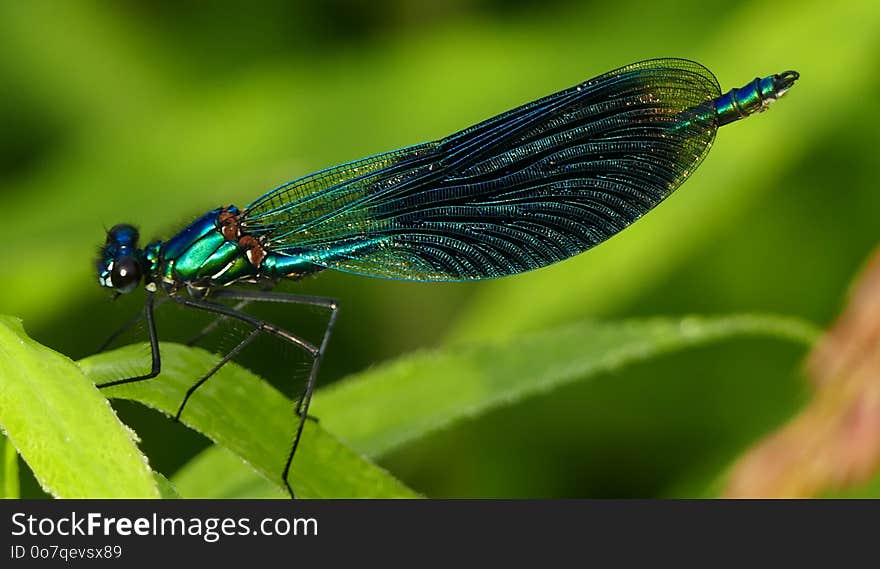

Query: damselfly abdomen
left=95, top=58, right=798, bottom=497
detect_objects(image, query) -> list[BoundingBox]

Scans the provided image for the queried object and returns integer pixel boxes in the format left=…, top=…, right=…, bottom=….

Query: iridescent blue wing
left=242, top=58, right=721, bottom=281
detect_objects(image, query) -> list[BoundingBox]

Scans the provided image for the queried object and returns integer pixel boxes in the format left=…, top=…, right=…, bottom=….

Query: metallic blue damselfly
left=95, top=58, right=799, bottom=497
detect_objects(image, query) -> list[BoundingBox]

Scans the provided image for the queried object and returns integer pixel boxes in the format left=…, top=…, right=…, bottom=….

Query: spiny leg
left=209, top=289, right=339, bottom=425
left=97, top=294, right=169, bottom=353
left=174, top=327, right=260, bottom=421
left=282, top=299, right=337, bottom=496
left=184, top=299, right=252, bottom=347
left=169, top=291, right=338, bottom=498
left=96, top=291, right=162, bottom=388
left=183, top=280, right=277, bottom=347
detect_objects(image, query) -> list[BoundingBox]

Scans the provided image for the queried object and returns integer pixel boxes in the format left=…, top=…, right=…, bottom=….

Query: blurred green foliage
left=1, top=0, right=879, bottom=497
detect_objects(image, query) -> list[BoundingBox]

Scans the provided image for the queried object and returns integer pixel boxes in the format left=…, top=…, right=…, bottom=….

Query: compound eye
left=110, top=256, right=142, bottom=293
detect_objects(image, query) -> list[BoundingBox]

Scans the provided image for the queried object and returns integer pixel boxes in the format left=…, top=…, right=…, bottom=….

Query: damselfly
left=95, top=58, right=798, bottom=497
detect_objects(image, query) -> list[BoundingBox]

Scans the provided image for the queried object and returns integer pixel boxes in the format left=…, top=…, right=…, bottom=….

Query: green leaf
left=79, top=343, right=419, bottom=499
left=1, top=435, right=19, bottom=499
left=173, top=446, right=286, bottom=499
left=153, top=471, right=182, bottom=499
left=0, top=315, right=159, bottom=498
left=314, top=315, right=820, bottom=457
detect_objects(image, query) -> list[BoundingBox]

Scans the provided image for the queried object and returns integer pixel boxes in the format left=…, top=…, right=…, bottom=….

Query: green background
left=1, top=0, right=878, bottom=497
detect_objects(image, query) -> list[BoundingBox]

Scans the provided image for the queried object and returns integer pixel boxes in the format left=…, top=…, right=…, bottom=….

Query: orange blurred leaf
left=725, top=247, right=880, bottom=497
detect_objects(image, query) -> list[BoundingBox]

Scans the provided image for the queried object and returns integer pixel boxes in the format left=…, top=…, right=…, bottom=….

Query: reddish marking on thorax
left=218, top=206, right=267, bottom=268
left=239, top=235, right=267, bottom=267
left=218, top=208, right=240, bottom=241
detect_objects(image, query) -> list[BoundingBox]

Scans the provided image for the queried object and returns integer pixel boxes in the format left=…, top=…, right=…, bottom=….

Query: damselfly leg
left=95, top=292, right=162, bottom=388
left=168, top=289, right=339, bottom=498
left=96, top=294, right=169, bottom=353
left=184, top=299, right=252, bottom=347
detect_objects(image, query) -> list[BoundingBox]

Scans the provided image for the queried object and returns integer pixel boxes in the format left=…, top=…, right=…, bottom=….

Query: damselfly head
left=97, top=224, right=144, bottom=294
